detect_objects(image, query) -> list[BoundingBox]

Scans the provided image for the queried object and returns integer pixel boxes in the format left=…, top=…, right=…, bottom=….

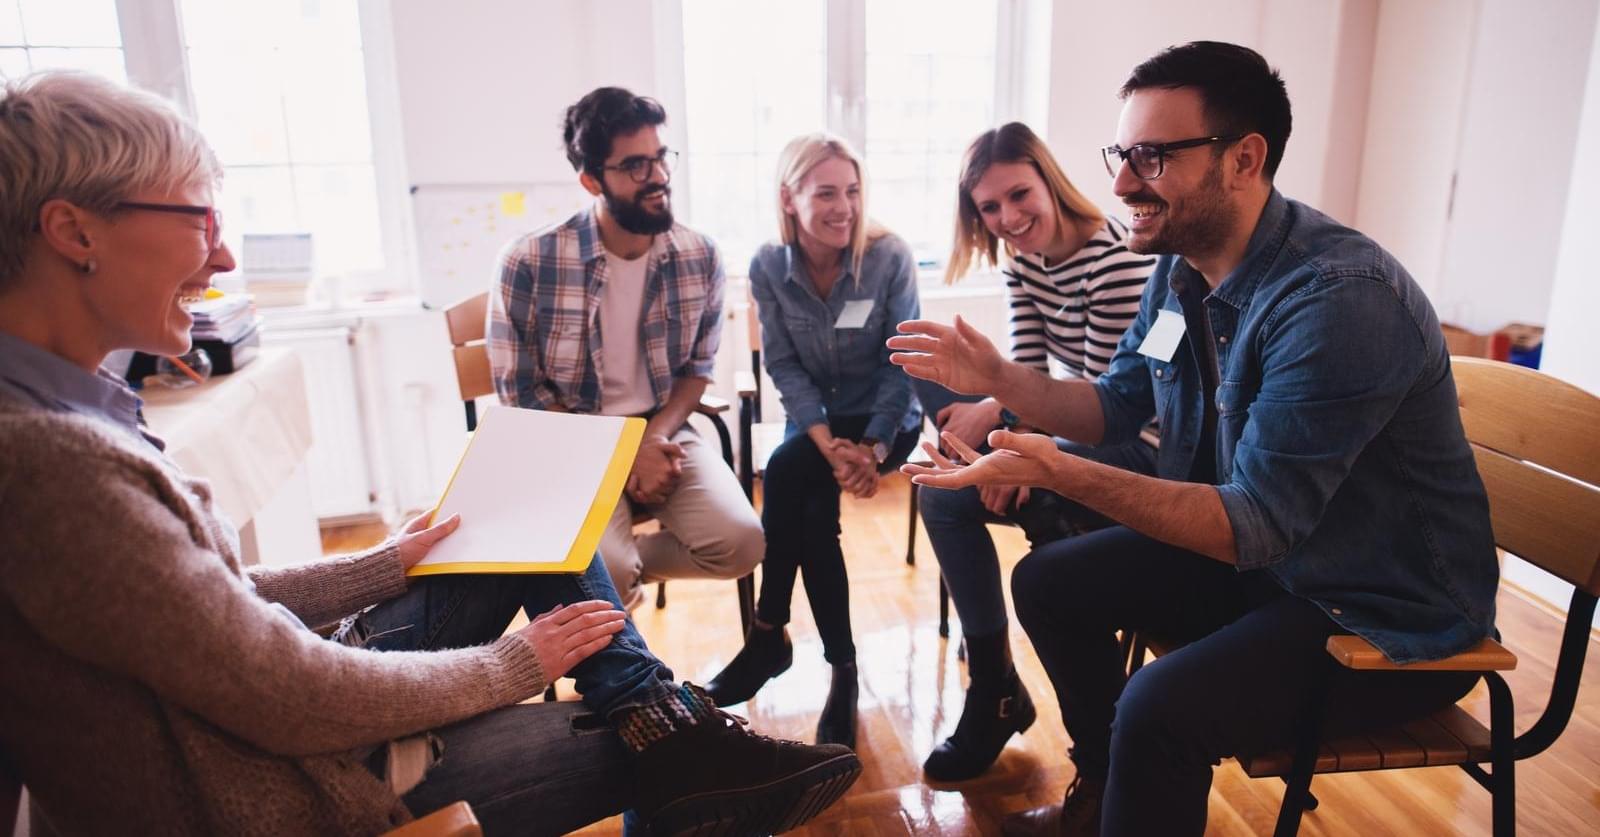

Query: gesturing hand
left=902, top=429, right=1066, bottom=493
left=936, top=399, right=1003, bottom=453
left=514, top=600, right=628, bottom=682
left=887, top=316, right=1007, bottom=397
left=396, top=511, right=462, bottom=570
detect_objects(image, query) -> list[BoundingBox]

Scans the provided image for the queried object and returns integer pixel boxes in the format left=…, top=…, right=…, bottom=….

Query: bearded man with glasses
left=890, top=41, right=1497, bottom=836
left=488, top=87, right=764, bottom=612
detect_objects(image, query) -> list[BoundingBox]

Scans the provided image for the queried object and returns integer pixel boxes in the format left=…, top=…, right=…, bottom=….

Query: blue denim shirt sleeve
left=1218, top=273, right=1427, bottom=570
left=684, top=243, right=725, bottom=380
left=1093, top=266, right=1165, bottom=444
left=750, top=252, right=829, bottom=430
left=864, top=236, right=920, bottom=443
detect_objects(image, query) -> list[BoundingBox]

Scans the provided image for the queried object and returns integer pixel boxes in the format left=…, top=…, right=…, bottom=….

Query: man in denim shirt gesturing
left=890, top=42, right=1497, bottom=837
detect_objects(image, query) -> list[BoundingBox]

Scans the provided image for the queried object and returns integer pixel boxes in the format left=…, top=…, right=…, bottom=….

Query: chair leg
left=737, top=572, right=756, bottom=635
left=1126, top=634, right=1149, bottom=676
left=938, top=573, right=950, bottom=638
left=655, top=581, right=667, bottom=610
left=906, top=482, right=918, bottom=566
left=1273, top=661, right=1333, bottom=837
left=1485, top=672, right=1517, bottom=837
left=544, top=683, right=558, bottom=702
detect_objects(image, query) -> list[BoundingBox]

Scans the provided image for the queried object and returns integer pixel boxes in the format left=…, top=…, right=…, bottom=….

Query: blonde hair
left=776, top=132, right=888, bottom=279
left=0, top=71, right=221, bottom=284
left=944, top=122, right=1103, bottom=284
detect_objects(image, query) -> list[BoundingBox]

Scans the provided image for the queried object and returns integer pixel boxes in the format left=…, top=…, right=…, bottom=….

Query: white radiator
left=265, top=326, right=380, bottom=521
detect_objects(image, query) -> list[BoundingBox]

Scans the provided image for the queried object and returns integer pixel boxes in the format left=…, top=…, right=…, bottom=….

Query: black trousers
left=756, top=415, right=918, bottom=664
left=1010, top=525, right=1480, bottom=836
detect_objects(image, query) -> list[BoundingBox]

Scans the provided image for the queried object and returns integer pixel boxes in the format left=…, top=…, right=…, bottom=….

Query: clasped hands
left=822, top=437, right=880, bottom=498
left=627, top=434, right=688, bottom=505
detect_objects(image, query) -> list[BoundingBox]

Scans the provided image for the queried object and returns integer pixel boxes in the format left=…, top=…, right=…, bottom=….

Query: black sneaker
left=1001, top=774, right=1103, bottom=837
left=705, top=625, right=793, bottom=707
left=634, top=684, right=862, bottom=836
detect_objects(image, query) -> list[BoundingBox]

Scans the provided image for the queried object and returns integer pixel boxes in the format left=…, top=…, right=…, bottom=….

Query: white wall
left=390, top=0, right=679, bottom=186
left=1044, top=0, right=1377, bottom=224
left=1432, top=0, right=1599, bottom=331
left=1353, top=0, right=1477, bottom=301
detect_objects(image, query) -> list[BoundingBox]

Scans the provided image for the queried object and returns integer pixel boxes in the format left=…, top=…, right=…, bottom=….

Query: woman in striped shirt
left=915, top=122, right=1158, bottom=782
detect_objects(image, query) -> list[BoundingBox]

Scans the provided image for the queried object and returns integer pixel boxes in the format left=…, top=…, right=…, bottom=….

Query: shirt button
left=1154, top=368, right=1165, bottom=379
left=1218, top=335, right=1229, bottom=344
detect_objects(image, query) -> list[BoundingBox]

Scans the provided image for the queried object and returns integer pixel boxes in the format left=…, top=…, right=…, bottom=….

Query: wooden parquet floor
left=325, top=476, right=1600, bottom=836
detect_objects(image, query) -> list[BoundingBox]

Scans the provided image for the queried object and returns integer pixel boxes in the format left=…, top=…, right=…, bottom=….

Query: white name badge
left=1137, top=308, right=1187, bottom=362
left=835, top=298, right=875, bottom=329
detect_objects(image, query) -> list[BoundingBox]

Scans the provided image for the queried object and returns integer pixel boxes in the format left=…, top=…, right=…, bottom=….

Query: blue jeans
left=913, top=379, right=1158, bottom=637
left=343, top=557, right=673, bottom=834
left=1011, top=526, right=1478, bottom=836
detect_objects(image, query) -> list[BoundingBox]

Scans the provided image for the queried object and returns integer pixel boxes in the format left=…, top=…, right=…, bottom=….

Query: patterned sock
left=612, top=683, right=718, bottom=753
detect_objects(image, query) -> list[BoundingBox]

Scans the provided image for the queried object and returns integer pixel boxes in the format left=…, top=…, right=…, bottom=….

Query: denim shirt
left=750, top=233, right=922, bottom=443
left=1094, top=191, right=1498, bottom=663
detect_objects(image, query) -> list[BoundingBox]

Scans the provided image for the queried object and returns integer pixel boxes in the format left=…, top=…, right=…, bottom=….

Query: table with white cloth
left=139, top=346, right=321, bottom=565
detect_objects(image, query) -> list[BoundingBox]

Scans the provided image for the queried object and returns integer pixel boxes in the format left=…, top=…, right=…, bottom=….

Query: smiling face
left=87, top=183, right=236, bottom=357
left=596, top=125, right=674, bottom=235
left=784, top=155, right=860, bottom=255
left=968, top=160, right=1061, bottom=258
left=1111, top=86, right=1239, bottom=259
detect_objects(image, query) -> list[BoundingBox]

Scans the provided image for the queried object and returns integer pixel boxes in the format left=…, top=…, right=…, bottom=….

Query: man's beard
left=604, top=182, right=674, bottom=235
left=1125, top=163, right=1235, bottom=259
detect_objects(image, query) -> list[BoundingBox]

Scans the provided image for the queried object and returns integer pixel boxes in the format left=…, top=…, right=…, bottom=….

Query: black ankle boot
left=923, top=632, right=1036, bottom=781
left=815, top=663, right=858, bottom=748
left=705, top=624, right=793, bottom=707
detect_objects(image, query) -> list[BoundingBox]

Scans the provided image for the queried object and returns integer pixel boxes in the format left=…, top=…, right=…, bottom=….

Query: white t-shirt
left=597, top=250, right=657, bottom=416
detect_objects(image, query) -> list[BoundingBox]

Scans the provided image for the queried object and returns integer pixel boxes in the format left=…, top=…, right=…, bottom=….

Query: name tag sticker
left=835, top=298, right=875, bottom=329
left=1137, top=308, right=1187, bottom=362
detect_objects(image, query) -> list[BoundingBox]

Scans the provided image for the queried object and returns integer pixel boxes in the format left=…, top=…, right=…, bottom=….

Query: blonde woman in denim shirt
left=705, top=134, right=921, bottom=748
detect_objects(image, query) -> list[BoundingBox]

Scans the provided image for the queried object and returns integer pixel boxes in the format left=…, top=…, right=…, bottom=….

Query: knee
left=697, top=514, right=765, bottom=578
left=763, top=434, right=827, bottom=487
left=917, top=483, right=978, bottom=528
left=1009, top=549, right=1055, bottom=630
left=1110, top=664, right=1201, bottom=763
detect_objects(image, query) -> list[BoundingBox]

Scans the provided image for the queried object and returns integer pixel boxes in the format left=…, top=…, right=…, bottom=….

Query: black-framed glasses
left=116, top=201, right=224, bottom=250
left=602, top=148, right=679, bottom=184
left=1101, top=134, right=1244, bottom=180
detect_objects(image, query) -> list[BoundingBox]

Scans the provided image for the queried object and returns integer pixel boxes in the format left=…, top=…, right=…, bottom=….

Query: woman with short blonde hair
left=0, top=71, right=858, bottom=836
left=705, top=133, right=921, bottom=748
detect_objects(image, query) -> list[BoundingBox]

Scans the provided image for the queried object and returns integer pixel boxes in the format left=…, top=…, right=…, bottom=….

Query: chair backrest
left=1454, top=357, right=1600, bottom=597
left=444, top=293, right=493, bottom=404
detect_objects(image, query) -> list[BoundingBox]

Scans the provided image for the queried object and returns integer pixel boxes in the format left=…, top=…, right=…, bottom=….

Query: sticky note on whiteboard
left=499, top=191, right=527, bottom=217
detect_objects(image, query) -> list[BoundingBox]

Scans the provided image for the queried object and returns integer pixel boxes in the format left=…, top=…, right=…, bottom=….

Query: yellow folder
left=408, top=406, right=645, bottom=576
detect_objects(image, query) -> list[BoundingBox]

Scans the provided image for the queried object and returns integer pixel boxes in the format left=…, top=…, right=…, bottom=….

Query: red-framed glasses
left=115, top=201, right=224, bottom=251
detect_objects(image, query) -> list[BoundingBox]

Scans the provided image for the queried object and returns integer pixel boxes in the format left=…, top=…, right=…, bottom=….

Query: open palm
left=887, top=315, right=1006, bottom=397
left=902, top=430, right=1063, bottom=491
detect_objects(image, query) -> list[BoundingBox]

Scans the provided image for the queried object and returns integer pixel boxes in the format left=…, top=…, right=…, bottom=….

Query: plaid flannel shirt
left=487, top=207, right=725, bottom=414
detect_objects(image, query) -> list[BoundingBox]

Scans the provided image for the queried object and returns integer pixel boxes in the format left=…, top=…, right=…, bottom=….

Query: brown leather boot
left=1002, top=774, right=1104, bottom=837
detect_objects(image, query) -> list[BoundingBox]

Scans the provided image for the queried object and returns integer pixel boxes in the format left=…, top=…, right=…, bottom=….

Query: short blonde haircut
left=775, top=132, right=888, bottom=279
left=0, top=71, right=221, bottom=283
left=944, top=122, right=1103, bottom=284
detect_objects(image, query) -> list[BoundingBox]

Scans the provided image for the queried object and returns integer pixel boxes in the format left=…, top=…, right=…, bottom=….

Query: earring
left=80, top=258, right=97, bottom=275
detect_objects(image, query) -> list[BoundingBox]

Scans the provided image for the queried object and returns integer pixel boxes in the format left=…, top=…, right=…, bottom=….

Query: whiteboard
left=411, top=182, right=592, bottom=308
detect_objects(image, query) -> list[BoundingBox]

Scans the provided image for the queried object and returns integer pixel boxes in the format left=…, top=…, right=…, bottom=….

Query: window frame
left=111, top=0, right=415, bottom=296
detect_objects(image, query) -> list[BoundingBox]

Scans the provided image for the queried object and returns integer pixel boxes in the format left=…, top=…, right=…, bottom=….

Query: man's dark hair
left=1120, top=41, right=1292, bottom=179
left=562, top=87, right=667, bottom=178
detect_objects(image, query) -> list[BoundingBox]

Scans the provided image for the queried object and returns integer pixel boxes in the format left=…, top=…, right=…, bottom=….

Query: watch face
left=999, top=407, right=1019, bottom=428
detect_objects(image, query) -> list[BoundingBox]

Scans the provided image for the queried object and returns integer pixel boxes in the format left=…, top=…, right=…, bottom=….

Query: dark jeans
left=911, top=377, right=1158, bottom=638
left=756, top=415, right=919, bottom=664
left=342, top=556, right=673, bottom=835
left=1010, top=526, right=1480, bottom=836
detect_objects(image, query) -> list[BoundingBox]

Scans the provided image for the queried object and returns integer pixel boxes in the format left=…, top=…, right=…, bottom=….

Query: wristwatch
left=862, top=437, right=890, bottom=464
left=998, top=406, right=1022, bottom=430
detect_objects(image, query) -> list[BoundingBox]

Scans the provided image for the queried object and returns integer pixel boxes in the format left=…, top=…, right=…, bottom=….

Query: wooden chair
left=444, top=293, right=754, bottom=633
left=1124, top=357, right=1598, bottom=836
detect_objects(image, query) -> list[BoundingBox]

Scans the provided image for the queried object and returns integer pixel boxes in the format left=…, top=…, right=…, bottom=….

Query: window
left=179, top=0, right=384, bottom=281
left=0, top=0, right=125, bottom=83
left=680, top=0, right=1035, bottom=273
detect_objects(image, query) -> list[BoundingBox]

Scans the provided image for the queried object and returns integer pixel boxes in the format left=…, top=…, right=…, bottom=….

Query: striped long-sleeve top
left=1005, top=216, right=1155, bottom=378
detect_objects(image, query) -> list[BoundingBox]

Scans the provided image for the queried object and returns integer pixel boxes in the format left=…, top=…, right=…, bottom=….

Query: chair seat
left=750, top=420, right=787, bottom=477
left=1238, top=703, right=1493, bottom=777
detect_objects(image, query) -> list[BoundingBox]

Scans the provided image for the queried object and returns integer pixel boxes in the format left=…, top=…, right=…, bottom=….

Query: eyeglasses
left=602, top=148, right=679, bottom=184
left=1101, top=134, right=1245, bottom=180
left=116, top=201, right=224, bottom=251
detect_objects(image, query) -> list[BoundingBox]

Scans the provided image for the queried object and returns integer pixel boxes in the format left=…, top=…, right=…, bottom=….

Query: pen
left=166, top=355, right=205, bottom=384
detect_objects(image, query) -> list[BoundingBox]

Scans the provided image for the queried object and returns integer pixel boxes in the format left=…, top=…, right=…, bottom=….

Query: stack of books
left=188, top=293, right=262, bottom=373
